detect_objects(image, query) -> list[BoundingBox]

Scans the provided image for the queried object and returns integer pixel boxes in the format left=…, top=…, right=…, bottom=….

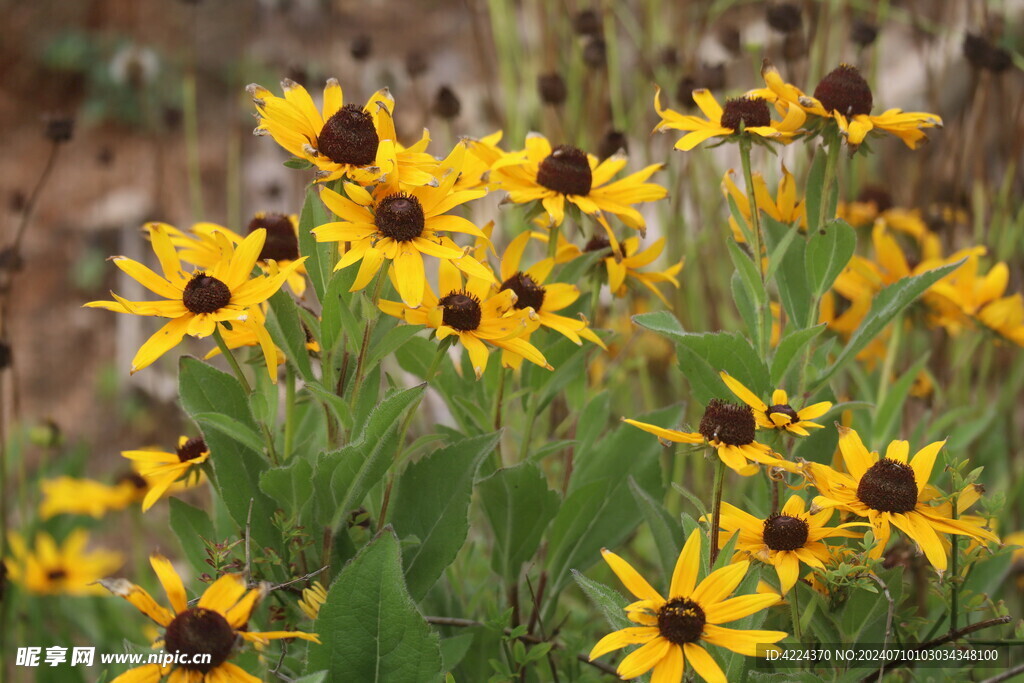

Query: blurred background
left=1, top=0, right=1021, bottom=559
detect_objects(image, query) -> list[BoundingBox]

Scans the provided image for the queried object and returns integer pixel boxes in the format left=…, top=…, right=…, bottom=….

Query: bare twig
left=869, top=572, right=895, bottom=681
left=268, top=566, right=329, bottom=592
left=979, top=662, right=1024, bottom=683
left=244, top=498, right=254, bottom=585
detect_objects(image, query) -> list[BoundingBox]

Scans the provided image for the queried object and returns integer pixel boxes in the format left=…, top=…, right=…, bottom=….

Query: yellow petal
left=601, top=549, right=665, bottom=603
left=720, top=372, right=767, bottom=412
left=669, top=529, right=701, bottom=598
left=150, top=554, right=188, bottom=613
left=588, top=627, right=660, bottom=660
left=683, top=643, right=726, bottom=683
left=198, top=573, right=247, bottom=612
left=617, top=637, right=671, bottom=680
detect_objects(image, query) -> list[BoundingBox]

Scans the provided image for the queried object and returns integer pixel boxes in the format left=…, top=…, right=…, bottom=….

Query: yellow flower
left=39, top=475, right=143, bottom=519
left=248, top=78, right=436, bottom=186
left=298, top=581, right=328, bottom=620
left=625, top=399, right=793, bottom=476
left=752, top=61, right=941, bottom=149
left=4, top=530, right=122, bottom=596
left=458, top=130, right=505, bottom=191
left=101, top=555, right=318, bottom=682
left=313, top=143, right=494, bottom=308
left=497, top=231, right=604, bottom=348
left=719, top=372, right=831, bottom=436
left=654, top=85, right=805, bottom=151
left=806, top=427, right=999, bottom=570
left=928, top=252, right=1024, bottom=346
left=122, top=436, right=209, bottom=512
left=490, top=133, right=666, bottom=231
left=722, top=165, right=805, bottom=243
left=86, top=226, right=304, bottom=376
left=379, top=260, right=551, bottom=378
left=585, top=229, right=684, bottom=307
left=711, top=495, right=861, bottom=594
left=589, top=529, right=786, bottom=683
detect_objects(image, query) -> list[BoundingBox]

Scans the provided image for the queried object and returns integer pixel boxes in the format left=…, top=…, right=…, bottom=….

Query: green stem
left=738, top=137, right=770, bottom=359
left=519, top=393, right=540, bottom=462
left=493, top=367, right=508, bottom=467
left=547, top=222, right=561, bottom=261
left=789, top=582, right=804, bottom=642
left=950, top=490, right=960, bottom=634
left=213, top=327, right=251, bottom=394
left=350, top=268, right=388, bottom=401
left=709, top=458, right=727, bottom=570
left=876, top=315, right=903, bottom=411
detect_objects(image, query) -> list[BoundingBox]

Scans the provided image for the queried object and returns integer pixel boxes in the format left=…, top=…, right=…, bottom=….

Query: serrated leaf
left=478, top=462, right=559, bottom=582
left=306, top=529, right=443, bottom=681
left=392, top=432, right=500, bottom=600
left=191, top=411, right=266, bottom=454
left=572, top=570, right=632, bottom=631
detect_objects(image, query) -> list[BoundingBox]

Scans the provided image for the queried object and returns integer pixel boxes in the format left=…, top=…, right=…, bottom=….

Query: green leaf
left=327, top=384, right=427, bottom=526
left=168, top=499, right=215, bottom=574
left=319, top=266, right=361, bottom=367
left=266, top=288, right=315, bottom=382
left=297, top=185, right=336, bottom=304
left=440, top=633, right=475, bottom=672
left=731, top=271, right=762, bottom=352
left=811, top=260, right=965, bottom=389
left=365, top=324, right=423, bottom=373
left=634, top=312, right=769, bottom=403
left=804, top=218, right=856, bottom=298
left=628, top=477, right=684, bottom=578
left=306, top=528, right=443, bottom=682
left=304, top=382, right=355, bottom=433
left=178, top=358, right=282, bottom=552
left=190, top=412, right=266, bottom=454
left=284, top=157, right=314, bottom=169
left=763, top=217, right=811, bottom=328
left=726, top=238, right=766, bottom=310
left=770, top=323, right=825, bottom=386
left=571, top=570, right=632, bottom=631
left=259, top=456, right=315, bottom=525
left=803, top=147, right=837, bottom=236
left=763, top=215, right=802, bottom=283
left=477, top=462, right=559, bottom=583
left=392, top=432, right=501, bottom=600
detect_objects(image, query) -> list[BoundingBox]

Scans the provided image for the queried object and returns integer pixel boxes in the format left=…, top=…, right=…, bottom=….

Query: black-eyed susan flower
left=458, top=130, right=505, bottom=191
left=583, top=232, right=684, bottom=307
left=122, top=436, right=208, bottom=512
left=719, top=372, right=831, bottom=436
left=654, top=85, right=805, bottom=151
left=752, top=61, right=941, bottom=149
left=86, top=226, right=303, bottom=376
left=101, top=555, right=318, bottom=683
left=248, top=78, right=436, bottom=186
left=625, top=399, right=793, bottom=475
left=490, top=133, right=667, bottom=231
left=807, top=427, right=999, bottom=570
left=711, top=495, right=861, bottom=594
left=379, top=260, right=551, bottom=378
left=497, top=231, right=604, bottom=348
left=313, top=143, right=494, bottom=307
left=589, top=528, right=786, bottom=683
left=38, top=475, right=143, bottom=519
left=4, top=531, right=122, bottom=596
left=929, top=253, right=1024, bottom=346
left=298, top=581, right=328, bottom=620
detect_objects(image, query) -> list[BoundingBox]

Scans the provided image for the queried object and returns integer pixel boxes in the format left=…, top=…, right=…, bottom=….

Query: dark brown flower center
left=699, top=399, right=756, bottom=446
left=763, top=513, right=809, bottom=551
left=116, top=471, right=149, bottom=490
left=500, top=272, right=545, bottom=311
left=536, top=145, right=592, bottom=197
left=657, top=597, right=706, bottom=645
left=814, top=64, right=873, bottom=117
left=176, top=437, right=207, bottom=463
left=857, top=185, right=893, bottom=212
left=317, top=104, right=379, bottom=166
left=182, top=273, right=231, bottom=314
left=766, top=3, right=802, bottom=33
left=46, top=568, right=68, bottom=581
left=164, top=607, right=236, bottom=672
left=248, top=213, right=299, bottom=262
left=767, top=404, right=799, bottom=424
left=720, top=97, right=771, bottom=131
left=438, top=291, right=482, bottom=331
left=374, top=193, right=425, bottom=242
left=537, top=73, right=568, bottom=105
left=857, top=458, right=918, bottom=513
left=583, top=235, right=611, bottom=253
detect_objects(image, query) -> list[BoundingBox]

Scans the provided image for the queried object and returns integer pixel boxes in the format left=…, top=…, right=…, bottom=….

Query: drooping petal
left=588, top=627, right=660, bottom=660
left=601, top=549, right=665, bottom=602
left=150, top=554, right=188, bottom=614
left=683, top=643, right=726, bottom=683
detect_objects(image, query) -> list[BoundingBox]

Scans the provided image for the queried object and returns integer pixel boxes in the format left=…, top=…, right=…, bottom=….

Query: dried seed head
left=763, top=513, right=809, bottom=550
left=438, top=291, right=482, bottom=331
left=813, top=64, right=873, bottom=117
left=699, top=399, right=756, bottom=446
left=248, top=213, right=299, bottom=262
left=44, top=117, right=74, bottom=143
left=720, top=97, right=772, bottom=131
left=432, top=86, right=461, bottom=120
left=598, top=130, right=628, bottom=160
left=500, top=272, right=546, bottom=311
left=583, top=37, right=607, bottom=69
left=766, top=3, right=802, bottom=34
left=963, top=33, right=1012, bottom=73
left=850, top=19, right=879, bottom=47
left=350, top=34, right=372, bottom=61
left=317, top=104, right=379, bottom=166
left=536, top=145, right=593, bottom=196
left=374, top=193, right=425, bottom=242
left=405, top=51, right=428, bottom=78
left=182, top=274, right=231, bottom=314
left=573, top=9, right=602, bottom=36
left=856, top=458, right=918, bottom=513
left=164, top=608, right=237, bottom=672
left=537, top=73, right=568, bottom=105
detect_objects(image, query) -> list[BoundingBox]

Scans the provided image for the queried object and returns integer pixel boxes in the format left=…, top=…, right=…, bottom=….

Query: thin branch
left=244, top=498, right=254, bottom=586
left=979, top=661, right=1024, bottom=683
left=268, top=566, right=329, bottom=592
left=869, top=572, right=895, bottom=682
